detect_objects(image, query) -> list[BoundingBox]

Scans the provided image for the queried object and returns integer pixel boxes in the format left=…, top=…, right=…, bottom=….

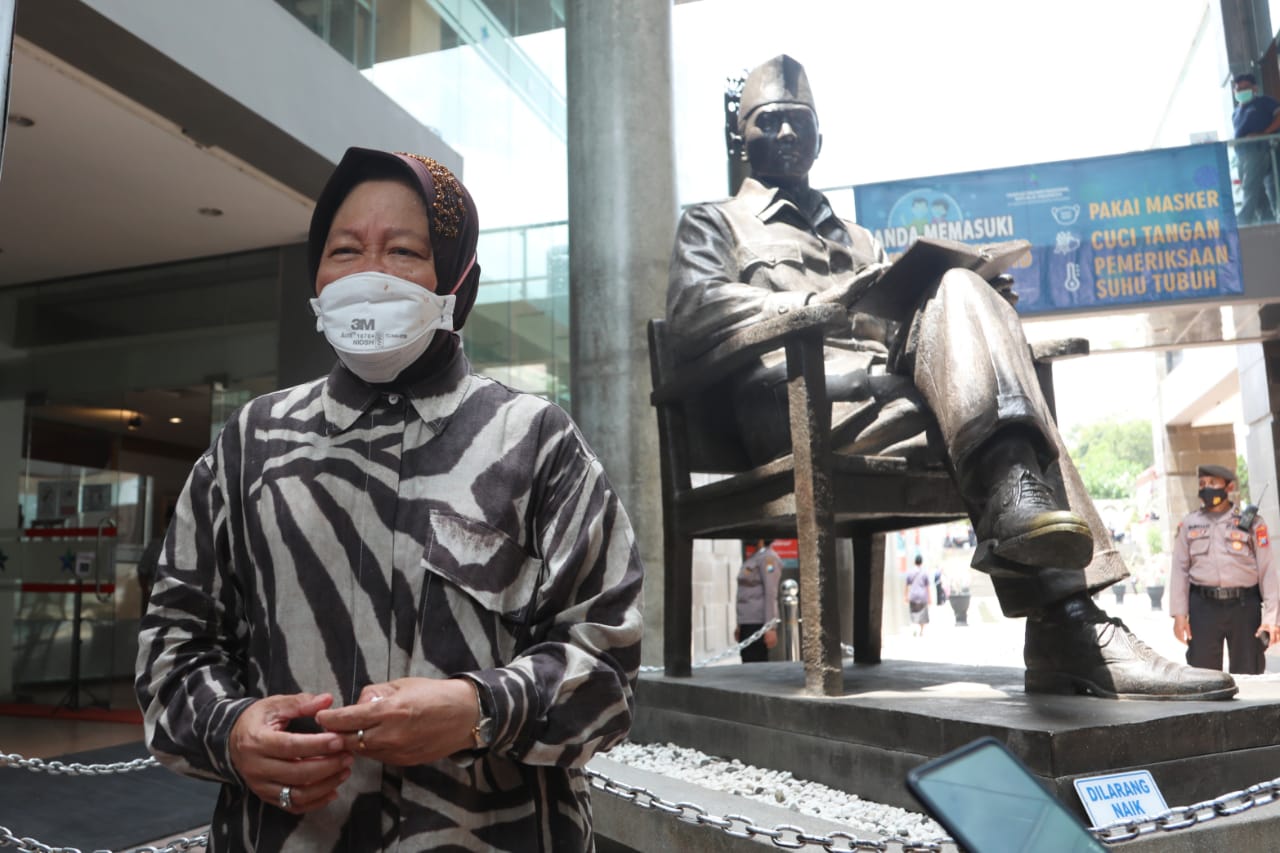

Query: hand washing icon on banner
left=1054, top=231, right=1081, bottom=254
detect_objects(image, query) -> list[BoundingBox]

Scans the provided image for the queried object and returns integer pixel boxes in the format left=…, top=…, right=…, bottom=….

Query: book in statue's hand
left=847, top=237, right=1031, bottom=321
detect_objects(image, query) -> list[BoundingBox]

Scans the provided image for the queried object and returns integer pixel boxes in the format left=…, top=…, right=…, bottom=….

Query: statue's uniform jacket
left=666, top=177, right=1127, bottom=615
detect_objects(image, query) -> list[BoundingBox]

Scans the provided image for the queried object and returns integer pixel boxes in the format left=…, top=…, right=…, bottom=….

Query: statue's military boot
left=972, top=465, right=1092, bottom=572
left=1024, top=596, right=1237, bottom=700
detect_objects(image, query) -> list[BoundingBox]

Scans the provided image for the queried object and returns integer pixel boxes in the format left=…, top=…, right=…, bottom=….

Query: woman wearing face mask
left=1170, top=463, right=1278, bottom=675
left=136, top=148, right=644, bottom=852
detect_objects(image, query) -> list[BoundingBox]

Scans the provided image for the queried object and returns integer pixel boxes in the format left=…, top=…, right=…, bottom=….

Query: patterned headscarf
left=307, top=146, right=481, bottom=329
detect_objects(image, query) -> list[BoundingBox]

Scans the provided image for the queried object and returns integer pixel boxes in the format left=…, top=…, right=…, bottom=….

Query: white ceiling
left=0, top=38, right=315, bottom=288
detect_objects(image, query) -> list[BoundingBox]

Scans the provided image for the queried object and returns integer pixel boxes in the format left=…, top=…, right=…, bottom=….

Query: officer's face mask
left=1236, top=88, right=1256, bottom=105
left=1199, top=486, right=1229, bottom=508
left=310, top=271, right=455, bottom=384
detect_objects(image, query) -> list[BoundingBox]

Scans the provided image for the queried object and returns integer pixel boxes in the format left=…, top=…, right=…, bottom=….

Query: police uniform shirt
left=1170, top=505, right=1278, bottom=626
left=736, top=545, right=784, bottom=626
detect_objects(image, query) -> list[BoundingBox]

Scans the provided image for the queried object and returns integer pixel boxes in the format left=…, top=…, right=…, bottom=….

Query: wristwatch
left=471, top=686, right=495, bottom=749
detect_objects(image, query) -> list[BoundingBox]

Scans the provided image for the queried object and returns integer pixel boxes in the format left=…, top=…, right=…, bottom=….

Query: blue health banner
left=853, top=144, right=1242, bottom=316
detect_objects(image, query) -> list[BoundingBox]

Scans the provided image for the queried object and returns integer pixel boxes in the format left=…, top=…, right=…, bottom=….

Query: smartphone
left=906, top=737, right=1106, bottom=853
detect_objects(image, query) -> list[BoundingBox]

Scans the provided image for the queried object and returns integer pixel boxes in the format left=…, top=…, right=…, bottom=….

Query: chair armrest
left=1030, top=337, right=1089, bottom=363
left=652, top=303, right=850, bottom=404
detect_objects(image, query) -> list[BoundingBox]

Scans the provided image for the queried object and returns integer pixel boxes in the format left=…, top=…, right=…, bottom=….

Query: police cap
left=1197, top=463, right=1236, bottom=483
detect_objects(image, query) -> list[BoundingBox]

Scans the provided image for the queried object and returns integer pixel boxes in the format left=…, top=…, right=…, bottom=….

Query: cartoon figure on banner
left=908, top=197, right=931, bottom=233
left=891, top=190, right=963, bottom=240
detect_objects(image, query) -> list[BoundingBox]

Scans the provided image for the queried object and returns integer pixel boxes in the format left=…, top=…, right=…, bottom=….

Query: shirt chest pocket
left=418, top=512, right=545, bottom=669
left=738, top=243, right=811, bottom=290
left=1187, top=528, right=1210, bottom=558
left=1227, top=529, right=1254, bottom=556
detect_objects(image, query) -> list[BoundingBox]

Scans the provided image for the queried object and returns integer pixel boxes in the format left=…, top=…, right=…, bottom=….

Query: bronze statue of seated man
left=666, top=53, right=1235, bottom=700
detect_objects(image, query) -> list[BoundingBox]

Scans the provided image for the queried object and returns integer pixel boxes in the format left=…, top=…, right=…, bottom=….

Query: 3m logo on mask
left=351, top=318, right=376, bottom=331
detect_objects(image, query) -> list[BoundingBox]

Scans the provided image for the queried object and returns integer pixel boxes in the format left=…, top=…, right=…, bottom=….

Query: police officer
left=735, top=539, right=783, bottom=662
left=1171, top=464, right=1279, bottom=674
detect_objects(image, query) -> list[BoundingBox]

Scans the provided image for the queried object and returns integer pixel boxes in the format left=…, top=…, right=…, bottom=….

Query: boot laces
left=1097, top=615, right=1166, bottom=664
left=1012, top=469, right=1058, bottom=510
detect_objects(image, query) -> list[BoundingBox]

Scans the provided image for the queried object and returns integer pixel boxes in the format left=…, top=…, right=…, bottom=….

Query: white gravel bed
left=603, top=740, right=946, bottom=841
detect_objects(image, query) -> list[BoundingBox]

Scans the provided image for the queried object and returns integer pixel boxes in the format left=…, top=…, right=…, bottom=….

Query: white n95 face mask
left=310, top=271, right=456, bottom=384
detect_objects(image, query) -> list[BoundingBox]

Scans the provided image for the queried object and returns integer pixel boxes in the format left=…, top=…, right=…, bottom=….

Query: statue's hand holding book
left=844, top=237, right=1032, bottom=321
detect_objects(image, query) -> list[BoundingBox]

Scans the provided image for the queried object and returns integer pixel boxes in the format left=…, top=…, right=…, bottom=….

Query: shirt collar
left=322, top=349, right=473, bottom=436
left=737, top=177, right=846, bottom=234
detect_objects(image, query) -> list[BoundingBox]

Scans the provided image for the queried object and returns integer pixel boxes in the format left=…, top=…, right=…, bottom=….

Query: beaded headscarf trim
left=396, top=152, right=464, bottom=240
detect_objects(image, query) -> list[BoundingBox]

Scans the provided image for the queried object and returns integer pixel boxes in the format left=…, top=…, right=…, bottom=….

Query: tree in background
left=1066, top=418, right=1154, bottom=500
left=1237, top=454, right=1250, bottom=503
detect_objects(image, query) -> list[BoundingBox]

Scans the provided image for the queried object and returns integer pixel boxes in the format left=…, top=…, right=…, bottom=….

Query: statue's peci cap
left=738, top=54, right=815, bottom=127
left=1197, top=463, right=1236, bottom=483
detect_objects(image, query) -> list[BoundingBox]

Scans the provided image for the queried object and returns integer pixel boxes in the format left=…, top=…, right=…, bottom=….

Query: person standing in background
left=905, top=554, right=932, bottom=637
left=736, top=539, right=783, bottom=662
left=1171, top=463, right=1278, bottom=674
left=1232, top=72, right=1280, bottom=224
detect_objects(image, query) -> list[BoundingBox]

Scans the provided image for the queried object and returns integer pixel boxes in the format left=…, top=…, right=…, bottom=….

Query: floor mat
left=0, top=740, right=218, bottom=852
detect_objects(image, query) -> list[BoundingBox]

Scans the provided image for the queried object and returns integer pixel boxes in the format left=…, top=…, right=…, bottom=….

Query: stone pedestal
left=630, top=661, right=1280, bottom=830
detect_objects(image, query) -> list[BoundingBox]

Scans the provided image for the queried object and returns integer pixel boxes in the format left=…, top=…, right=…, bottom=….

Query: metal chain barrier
left=7, top=745, right=1280, bottom=850
left=1091, top=776, right=1280, bottom=843
left=1, top=752, right=159, bottom=775
left=639, top=618, right=782, bottom=673
left=588, top=760, right=1280, bottom=849
left=585, top=764, right=950, bottom=851
left=1, top=751, right=207, bottom=852
left=0, top=822, right=207, bottom=853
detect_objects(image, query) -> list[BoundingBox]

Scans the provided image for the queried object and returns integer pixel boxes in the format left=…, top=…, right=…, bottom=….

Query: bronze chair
left=648, top=303, right=1086, bottom=696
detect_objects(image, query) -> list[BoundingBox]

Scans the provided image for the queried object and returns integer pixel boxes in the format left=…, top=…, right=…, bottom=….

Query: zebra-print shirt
left=136, top=350, right=644, bottom=851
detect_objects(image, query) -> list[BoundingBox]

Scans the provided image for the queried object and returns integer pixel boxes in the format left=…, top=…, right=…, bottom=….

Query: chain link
left=1, top=752, right=159, bottom=776
left=639, top=618, right=783, bottom=673
left=0, top=823, right=207, bottom=853
left=584, top=766, right=952, bottom=850
left=1092, top=777, right=1280, bottom=842
left=590, top=760, right=1280, bottom=849
left=1, top=752, right=204, bottom=852
left=8, top=744, right=1280, bottom=850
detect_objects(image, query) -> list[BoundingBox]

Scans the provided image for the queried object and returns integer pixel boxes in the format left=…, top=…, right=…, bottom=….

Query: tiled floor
left=2, top=678, right=142, bottom=758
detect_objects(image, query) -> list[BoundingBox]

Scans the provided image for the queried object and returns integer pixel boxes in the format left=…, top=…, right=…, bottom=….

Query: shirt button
left=387, top=394, right=401, bottom=405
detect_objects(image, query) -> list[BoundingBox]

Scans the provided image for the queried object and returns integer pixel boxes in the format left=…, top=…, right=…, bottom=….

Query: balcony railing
left=1225, top=134, right=1280, bottom=226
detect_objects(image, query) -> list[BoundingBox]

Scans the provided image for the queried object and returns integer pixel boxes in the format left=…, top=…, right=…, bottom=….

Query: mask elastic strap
left=450, top=253, right=477, bottom=295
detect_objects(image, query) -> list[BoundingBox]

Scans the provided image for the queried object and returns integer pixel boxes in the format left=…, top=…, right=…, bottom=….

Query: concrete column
left=1220, top=0, right=1273, bottom=74
left=1242, top=340, right=1280, bottom=523
left=1164, top=422, right=1238, bottom=522
left=0, top=398, right=21, bottom=531
left=0, top=397, right=23, bottom=699
left=565, top=0, right=676, bottom=665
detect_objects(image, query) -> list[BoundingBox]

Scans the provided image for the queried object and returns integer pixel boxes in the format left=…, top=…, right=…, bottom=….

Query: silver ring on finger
left=278, top=785, right=293, bottom=810
left=358, top=728, right=366, bottom=750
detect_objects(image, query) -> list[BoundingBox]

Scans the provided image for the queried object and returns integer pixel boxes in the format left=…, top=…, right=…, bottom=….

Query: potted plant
left=1144, top=528, right=1168, bottom=611
left=946, top=565, right=972, bottom=626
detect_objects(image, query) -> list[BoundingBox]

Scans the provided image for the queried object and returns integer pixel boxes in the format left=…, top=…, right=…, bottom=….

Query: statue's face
left=743, top=103, right=821, bottom=182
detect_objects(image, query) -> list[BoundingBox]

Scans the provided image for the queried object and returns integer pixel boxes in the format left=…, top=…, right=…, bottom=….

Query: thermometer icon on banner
left=1064, top=262, right=1081, bottom=292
